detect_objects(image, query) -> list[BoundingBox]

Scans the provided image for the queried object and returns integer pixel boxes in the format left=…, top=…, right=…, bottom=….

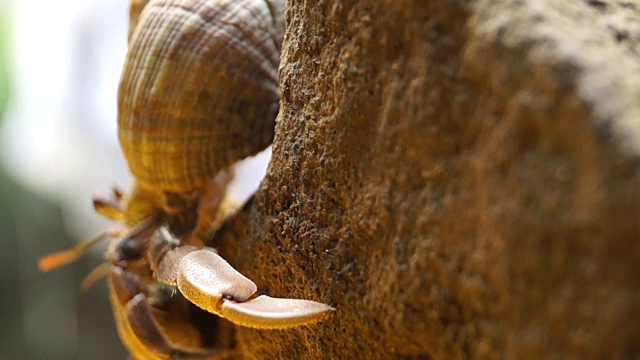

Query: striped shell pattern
left=118, top=0, right=285, bottom=197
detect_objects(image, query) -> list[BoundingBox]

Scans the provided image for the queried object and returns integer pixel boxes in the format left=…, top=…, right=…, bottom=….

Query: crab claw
left=175, top=249, right=334, bottom=329
left=176, top=249, right=257, bottom=307
left=220, top=295, right=335, bottom=329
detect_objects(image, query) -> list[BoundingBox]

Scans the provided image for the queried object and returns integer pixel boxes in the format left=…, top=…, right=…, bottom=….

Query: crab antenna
left=93, top=197, right=125, bottom=221
left=81, top=262, right=112, bottom=290
left=38, top=231, right=111, bottom=272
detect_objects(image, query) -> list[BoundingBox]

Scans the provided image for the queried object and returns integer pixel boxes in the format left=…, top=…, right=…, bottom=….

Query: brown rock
left=226, top=0, right=640, bottom=358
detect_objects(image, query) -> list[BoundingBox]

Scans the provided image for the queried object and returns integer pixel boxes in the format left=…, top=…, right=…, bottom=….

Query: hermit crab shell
left=118, top=0, right=285, bottom=195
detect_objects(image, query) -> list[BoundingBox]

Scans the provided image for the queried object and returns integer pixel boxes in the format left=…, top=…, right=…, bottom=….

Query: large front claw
left=157, top=245, right=334, bottom=329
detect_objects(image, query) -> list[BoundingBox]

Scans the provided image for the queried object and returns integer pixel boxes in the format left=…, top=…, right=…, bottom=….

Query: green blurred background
left=0, top=0, right=129, bottom=358
left=0, top=1, right=269, bottom=358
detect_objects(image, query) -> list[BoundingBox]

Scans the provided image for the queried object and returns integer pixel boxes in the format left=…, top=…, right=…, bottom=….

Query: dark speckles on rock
left=236, top=0, right=640, bottom=358
left=586, top=0, right=607, bottom=9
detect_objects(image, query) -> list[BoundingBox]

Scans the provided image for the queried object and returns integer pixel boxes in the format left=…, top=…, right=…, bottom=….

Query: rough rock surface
left=226, top=0, right=640, bottom=358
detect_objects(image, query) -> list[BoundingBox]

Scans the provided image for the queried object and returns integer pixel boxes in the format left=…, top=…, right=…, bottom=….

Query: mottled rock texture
left=225, top=0, right=640, bottom=358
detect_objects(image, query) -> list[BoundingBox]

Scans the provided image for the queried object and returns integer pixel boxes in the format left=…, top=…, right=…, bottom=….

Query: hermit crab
left=39, top=0, right=333, bottom=358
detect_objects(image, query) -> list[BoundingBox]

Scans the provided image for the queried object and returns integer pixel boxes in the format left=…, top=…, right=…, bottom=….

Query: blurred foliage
left=0, top=5, right=126, bottom=360
left=0, top=172, right=127, bottom=360
left=0, top=7, right=9, bottom=117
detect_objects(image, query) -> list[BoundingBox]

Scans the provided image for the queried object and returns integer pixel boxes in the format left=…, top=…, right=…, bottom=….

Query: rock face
left=227, top=1, right=640, bottom=358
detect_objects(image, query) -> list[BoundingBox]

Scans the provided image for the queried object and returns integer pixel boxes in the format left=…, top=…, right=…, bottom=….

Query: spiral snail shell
left=119, top=0, right=285, bottom=225
left=127, top=0, right=150, bottom=40
left=39, top=2, right=334, bottom=356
